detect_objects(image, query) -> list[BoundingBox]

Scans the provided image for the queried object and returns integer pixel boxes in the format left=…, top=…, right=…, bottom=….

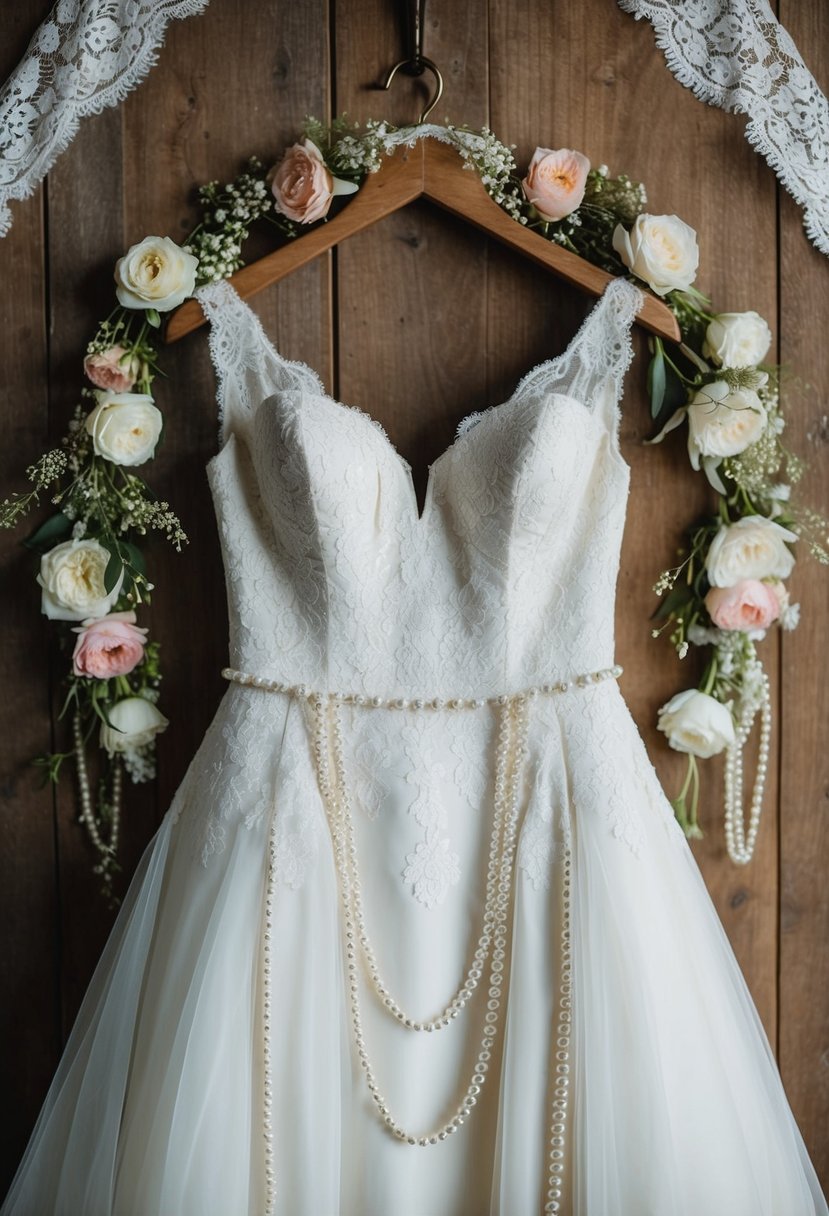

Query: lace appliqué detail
left=618, top=0, right=829, bottom=257
left=518, top=749, right=569, bottom=891
left=269, top=761, right=321, bottom=890
left=0, top=0, right=209, bottom=237
left=400, top=719, right=460, bottom=909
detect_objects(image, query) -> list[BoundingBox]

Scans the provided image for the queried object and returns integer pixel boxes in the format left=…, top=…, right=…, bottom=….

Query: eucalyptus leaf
left=647, top=346, right=666, bottom=418
left=22, top=511, right=73, bottom=552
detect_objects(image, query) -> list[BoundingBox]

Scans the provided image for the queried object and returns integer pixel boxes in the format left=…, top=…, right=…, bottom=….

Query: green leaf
left=647, top=344, right=666, bottom=418
left=22, top=511, right=73, bottom=552
left=104, top=549, right=123, bottom=594
left=651, top=584, right=693, bottom=623
left=146, top=309, right=161, bottom=329
left=122, top=541, right=146, bottom=576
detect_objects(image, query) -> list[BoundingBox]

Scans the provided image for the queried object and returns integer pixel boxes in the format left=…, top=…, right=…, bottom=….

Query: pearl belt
left=243, top=659, right=623, bottom=1214
left=221, top=662, right=623, bottom=709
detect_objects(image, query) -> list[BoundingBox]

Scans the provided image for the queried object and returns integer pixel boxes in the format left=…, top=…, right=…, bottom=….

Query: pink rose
left=72, top=610, right=148, bottom=678
left=268, top=139, right=335, bottom=224
left=705, top=579, right=781, bottom=632
left=83, top=345, right=139, bottom=392
left=521, top=147, right=591, bottom=222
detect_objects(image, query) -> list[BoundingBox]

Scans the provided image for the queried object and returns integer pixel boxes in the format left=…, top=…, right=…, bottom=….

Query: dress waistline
left=220, top=663, right=623, bottom=711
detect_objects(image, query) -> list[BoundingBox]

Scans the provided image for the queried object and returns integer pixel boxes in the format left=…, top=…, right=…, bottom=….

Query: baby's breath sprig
left=184, top=158, right=289, bottom=285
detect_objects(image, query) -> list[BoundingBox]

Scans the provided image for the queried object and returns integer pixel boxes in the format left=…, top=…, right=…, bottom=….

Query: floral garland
left=3, top=116, right=825, bottom=893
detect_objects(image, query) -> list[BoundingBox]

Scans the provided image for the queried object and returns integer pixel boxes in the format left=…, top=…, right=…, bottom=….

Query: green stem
left=701, top=657, right=718, bottom=696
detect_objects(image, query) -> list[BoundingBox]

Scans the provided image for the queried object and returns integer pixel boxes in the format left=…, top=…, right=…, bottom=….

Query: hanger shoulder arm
left=420, top=140, right=679, bottom=342
left=165, top=146, right=426, bottom=344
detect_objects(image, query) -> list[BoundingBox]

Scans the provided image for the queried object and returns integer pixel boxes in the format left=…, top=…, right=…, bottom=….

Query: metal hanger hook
left=381, top=55, right=444, bottom=124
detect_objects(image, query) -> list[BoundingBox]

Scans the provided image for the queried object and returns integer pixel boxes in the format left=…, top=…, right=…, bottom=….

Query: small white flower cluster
left=328, top=120, right=390, bottom=176
left=27, top=448, right=68, bottom=488
left=446, top=125, right=525, bottom=222
left=122, top=742, right=157, bottom=783
left=119, top=493, right=187, bottom=550
left=186, top=163, right=274, bottom=285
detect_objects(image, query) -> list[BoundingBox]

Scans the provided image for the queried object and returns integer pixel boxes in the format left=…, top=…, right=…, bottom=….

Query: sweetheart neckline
left=202, top=276, right=641, bottom=525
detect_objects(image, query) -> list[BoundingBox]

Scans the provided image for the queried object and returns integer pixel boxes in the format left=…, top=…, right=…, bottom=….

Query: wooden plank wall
left=0, top=0, right=826, bottom=1196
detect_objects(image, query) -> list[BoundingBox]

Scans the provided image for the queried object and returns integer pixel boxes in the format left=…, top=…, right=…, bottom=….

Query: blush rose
left=72, top=610, right=148, bottom=678
left=83, top=345, right=140, bottom=392
left=705, top=579, right=781, bottom=632
left=521, top=147, right=591, bottom=222
left=268, top=139, right=357, bottom=224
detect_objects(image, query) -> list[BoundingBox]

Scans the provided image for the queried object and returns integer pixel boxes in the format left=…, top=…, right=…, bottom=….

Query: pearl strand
left=311, top=690, right=529, bottom=1145
left=73, top=710, right=122, bottom=869
left=544, top=836, right=573, bottom=1214
left=222, top=664, right=623, bottom=710
left=327, top=694, right=518, bottom=1033
left=724, top=671, right=771, bottom=866
left=261, top=809, right=278, bottom=1215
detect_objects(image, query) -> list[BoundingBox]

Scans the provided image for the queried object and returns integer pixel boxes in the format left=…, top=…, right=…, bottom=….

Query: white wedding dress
left=3, top=276, right=826, bottom=1216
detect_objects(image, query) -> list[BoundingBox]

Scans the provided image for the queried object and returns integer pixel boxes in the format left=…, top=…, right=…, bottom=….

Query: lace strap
left=512, top=277, right=644, bottom=433
left=197, top=279, right=324, bottom=447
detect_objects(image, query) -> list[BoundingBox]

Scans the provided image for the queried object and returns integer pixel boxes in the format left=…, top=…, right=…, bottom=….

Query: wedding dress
left=2, top=276, right=826, bottom=1216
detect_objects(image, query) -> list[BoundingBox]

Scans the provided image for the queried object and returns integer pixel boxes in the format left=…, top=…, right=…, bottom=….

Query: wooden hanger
left=165, top=137, right=681, bottom=345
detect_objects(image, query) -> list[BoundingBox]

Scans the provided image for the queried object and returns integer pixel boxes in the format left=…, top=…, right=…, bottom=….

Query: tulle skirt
left=2, top=681, right=826, bottom=1215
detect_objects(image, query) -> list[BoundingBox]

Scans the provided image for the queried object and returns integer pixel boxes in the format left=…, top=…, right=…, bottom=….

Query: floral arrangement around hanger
left=2, top=116, right=826, bottom=895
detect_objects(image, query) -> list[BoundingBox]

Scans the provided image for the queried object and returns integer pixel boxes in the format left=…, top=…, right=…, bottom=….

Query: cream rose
left=267, top=139, right=357, bottom=224
left=85, top=391, right=163, bottom=466
left=705, top=515, right=797, bottom=588
left=115, top=236, right=198, bottom=312
left=612, top=214, right=699, bottom=296
left=705, top=579, right=781, bottom=632
left=38, top=538, right=124, bottom=621
left=521, top=147, right=590, bottom=222
left=657, top=689, right=736, bottom=758
left=100, top=696, right=169, bottom=755
left=83, top=345, right=140, bottom=392
left=686, top=380, right=767, bottom=469
left=703, top=311, right=772, bottom=368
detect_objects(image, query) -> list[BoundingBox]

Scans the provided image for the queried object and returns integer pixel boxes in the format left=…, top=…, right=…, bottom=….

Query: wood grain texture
left=0, top=0, right=827, bottom=1195
left=489, top=0, right=782, bottom=1039
left=0, top=0, right=64, bottom=1189
left=334, top=0, right=491, bottom=499
left=777, top=3, right=829, bottom=1184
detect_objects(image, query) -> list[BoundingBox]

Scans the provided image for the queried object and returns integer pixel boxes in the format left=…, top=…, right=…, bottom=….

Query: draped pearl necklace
left=228, top=663, right=625, bottom=1214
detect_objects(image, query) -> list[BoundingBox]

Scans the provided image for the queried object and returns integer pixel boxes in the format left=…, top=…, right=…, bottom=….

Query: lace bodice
left=199, top=276, right=643, bottom=704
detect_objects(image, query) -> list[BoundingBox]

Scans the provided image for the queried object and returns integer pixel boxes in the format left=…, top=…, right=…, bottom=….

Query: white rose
left=657, top=689, right=736, bottom=758
left=85, top=391, right=163, bottom=466
left=38, top=538, right=124, bottom=621
left=703, top=311, right=772, bottom=368
left=100, top=696, right=169, bottom=755
left=612, top=214, right=699, bottom=296
left=705, top=515, right=797, bottom=588
left=115, top=236, right=198, bottom=312
left=687, top=380, right=767, bottom=469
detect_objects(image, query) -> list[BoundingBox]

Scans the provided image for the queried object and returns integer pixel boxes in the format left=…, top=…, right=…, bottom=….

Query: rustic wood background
left=1, top=0, right=827, bottom=1197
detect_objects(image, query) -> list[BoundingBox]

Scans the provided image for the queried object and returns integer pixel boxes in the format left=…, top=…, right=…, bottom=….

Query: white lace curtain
left=0, top=0, right=827, bottom=256
left=619, top=0, right=829, bottom=257
left=0, top=0, right=209, bottom=238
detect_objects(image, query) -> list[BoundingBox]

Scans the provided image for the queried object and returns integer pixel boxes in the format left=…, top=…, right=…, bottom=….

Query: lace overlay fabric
left=190, top=277, right=665, bottom=900
left=619, top=0, right=829, bottom=256
left=0, top=0, right=209, bottom=236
